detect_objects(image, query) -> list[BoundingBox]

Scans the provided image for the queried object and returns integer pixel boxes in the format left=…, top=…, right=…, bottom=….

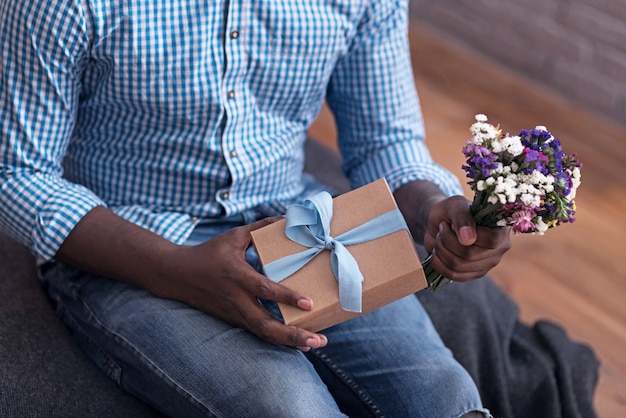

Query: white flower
left=534, top=217, right=549, bottom=235
left=475, top=114, right=488, bottom=122
left=490, top=139, right=504, bottom=153
left=520, top=193, right=541, bottom=208
left=482, top=124, right=501, bottom=139
left=568, top=167, right=582, bottom=200
left=518, top=172, right=554, bottom=196
left=503, top=135, right=524, bottom=156
left=493, top=176, right=518, bottom=204
left=470, top=119, right=502, bottom=145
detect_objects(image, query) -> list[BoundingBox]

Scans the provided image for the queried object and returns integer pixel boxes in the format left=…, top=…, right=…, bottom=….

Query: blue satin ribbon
left=263, top=191, right=409, bottom=313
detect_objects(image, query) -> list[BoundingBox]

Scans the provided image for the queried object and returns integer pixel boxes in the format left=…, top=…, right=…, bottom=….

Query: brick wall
left=409, top=0, right=626, bottom=126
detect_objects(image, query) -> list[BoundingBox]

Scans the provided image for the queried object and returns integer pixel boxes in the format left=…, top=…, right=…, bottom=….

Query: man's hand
left=57, top=207, right=327, bottom=352
left=394, top=181, right=511, bottom=282
left=160, top=218, right=328, bottom=352
left=422, top=196, right=511, bottom=282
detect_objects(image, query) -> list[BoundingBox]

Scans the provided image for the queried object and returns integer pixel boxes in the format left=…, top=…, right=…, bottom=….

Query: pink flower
left=510, top=208, right=536, bottom=233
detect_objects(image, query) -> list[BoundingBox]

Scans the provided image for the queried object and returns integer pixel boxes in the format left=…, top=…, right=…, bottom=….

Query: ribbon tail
left=263, top=247, right=322, bottom=283
left=331, top=243, right=363, bottom=312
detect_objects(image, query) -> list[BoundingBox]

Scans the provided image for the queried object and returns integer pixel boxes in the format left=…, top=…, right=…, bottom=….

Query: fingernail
left=459, top=226, right=475, bottom=243
left=306, top=337, right=320, bottom=348
left=297, top=298, right=313, bottom=310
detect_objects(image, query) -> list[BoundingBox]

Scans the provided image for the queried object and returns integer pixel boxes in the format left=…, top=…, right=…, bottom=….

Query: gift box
left=251, top=178, right=427, bottom=332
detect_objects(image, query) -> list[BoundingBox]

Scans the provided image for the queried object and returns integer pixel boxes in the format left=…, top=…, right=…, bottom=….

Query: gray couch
left=0, top=139, right=599, bottom=418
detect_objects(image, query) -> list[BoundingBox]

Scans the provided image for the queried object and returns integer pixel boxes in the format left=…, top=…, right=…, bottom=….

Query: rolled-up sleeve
left=0, top=0, right=105, bottom=263
left=326, top=0, right=463, bottom=197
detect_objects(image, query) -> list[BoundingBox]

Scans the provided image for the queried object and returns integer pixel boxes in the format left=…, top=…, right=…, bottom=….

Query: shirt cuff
left=31, top=178, right=106, bottom=264
left=348, top=139, right=463, bottom=197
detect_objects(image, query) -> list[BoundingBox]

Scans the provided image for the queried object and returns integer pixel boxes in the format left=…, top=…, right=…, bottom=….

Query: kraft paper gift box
left=250, top=178, right=427, bottom=332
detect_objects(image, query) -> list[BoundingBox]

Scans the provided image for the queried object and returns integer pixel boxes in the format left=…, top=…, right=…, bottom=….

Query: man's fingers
left=428, top=249, right=493, bottom=281
left=240, top=269, right=314, bottom=311
left=261, top=321, right=328, bottom=352
left=225, top=258, right=313, bottom=312
left=444, top=197, right=477, bottom=246
left=241, top=300, right=327, bottom=351
left=231, top=216, right=330, bottom=349
left=431, top=222, right=508, bottom=281
left=425, top=197, right=476, bottom=249
left=473, top=225, right=512, bottom=250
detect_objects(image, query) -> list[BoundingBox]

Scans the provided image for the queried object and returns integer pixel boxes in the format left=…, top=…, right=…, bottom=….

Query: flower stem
left=422, top=254, right=452, bottom=292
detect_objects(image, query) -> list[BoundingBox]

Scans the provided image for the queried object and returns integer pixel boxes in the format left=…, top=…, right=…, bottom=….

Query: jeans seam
left=74, top=293, right=223, bottom=417
left=310, top=349, right=386, bottom=418
left=56, top=302, right=123, bottom=384
left=45, top=264, right=223, bottom=418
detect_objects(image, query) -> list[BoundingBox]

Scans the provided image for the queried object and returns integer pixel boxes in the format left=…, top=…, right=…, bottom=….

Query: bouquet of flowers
left=424, top=114, right=582, bottom=291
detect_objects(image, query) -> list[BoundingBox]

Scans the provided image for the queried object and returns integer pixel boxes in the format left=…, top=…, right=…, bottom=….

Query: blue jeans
left=40, top=213, right=490, bottom=418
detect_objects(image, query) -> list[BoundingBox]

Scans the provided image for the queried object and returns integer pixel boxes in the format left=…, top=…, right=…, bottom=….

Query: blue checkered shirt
left=0, top=0, right=462, bottom=263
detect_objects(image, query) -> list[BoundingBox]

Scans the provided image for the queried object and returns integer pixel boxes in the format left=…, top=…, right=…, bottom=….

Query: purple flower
left=523, top=148, right=549, bottom=175
left=462, top=144, right=499, bottom=179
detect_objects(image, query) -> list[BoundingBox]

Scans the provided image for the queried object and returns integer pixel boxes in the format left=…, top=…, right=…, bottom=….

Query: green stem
left=422, top=254, right=452, bottom=292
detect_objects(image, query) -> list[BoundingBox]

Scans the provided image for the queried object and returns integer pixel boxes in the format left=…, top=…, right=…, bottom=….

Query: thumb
left=453, top=223, right=477, bottom=246
left=445, top=199, right=477, bottom=246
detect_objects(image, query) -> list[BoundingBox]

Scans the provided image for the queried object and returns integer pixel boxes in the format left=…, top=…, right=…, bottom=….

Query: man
left=0, top=0, right=510, bottom=416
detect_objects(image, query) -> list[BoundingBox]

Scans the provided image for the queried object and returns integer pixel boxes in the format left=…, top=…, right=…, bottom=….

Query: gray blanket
left=417, top=278, right=600, bottom=418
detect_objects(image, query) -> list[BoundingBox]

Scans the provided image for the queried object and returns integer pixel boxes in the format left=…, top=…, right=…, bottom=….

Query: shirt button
left=190, top=217, right=199, bottom=223
left=230, top=30, right=239, bottom=40
left=227, top=90, right=235, bottom=99
left=221, top=191, right=229, bottom=200
left=229, top=149, right=238, bottom=158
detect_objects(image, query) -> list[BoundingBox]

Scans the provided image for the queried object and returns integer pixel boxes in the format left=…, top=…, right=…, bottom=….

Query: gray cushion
left=0, top=234, right=163, bottom=417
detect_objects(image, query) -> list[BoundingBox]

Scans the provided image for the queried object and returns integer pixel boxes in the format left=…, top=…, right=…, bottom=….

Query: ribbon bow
left=263, top=191, right=409, bottom=312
